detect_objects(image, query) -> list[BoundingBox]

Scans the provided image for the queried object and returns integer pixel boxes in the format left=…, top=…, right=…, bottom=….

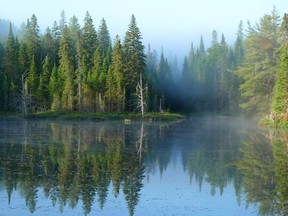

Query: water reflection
left=0, top=117, right=287, bottom=215
left=236, top=128, right=288, bottom=215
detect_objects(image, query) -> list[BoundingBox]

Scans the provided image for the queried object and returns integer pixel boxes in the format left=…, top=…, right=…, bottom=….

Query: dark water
left=0, top=116, right=287, bottom=216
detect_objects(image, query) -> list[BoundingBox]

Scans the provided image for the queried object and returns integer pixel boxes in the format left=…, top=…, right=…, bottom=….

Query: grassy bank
left=259, top=114, right=288, bottom=128
left=0, top=111, right=185, bottom=121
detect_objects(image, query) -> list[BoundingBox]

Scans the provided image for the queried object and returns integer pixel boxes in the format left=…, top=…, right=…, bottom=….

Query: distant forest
left=0, top=8, right=287, bottom=120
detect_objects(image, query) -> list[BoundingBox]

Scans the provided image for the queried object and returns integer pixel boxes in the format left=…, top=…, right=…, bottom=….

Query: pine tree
left=59, top=26, right=75, bottom=111
left=123, top=15, right=146, bottom=111
left=49, top=64, right=61, bottom=111
left=98, top=18, right=111, bottom=56
left=59, top=10, right=67, bottom=34
left=27, top=14, right=41, bottom=67
left=105, top=36, right=124, bottom=112
left=51, top=21, right=61, bottom=64
left=2, top=23, right=18, bottom=111
left=82, top=11, right=98, bottom=68
left=27, top=55, right=38, bottom=98
left=85, top=48, right=102, bottom=111
left=272, top=13, right=288, bottom=115
left=145, top=44, right=158, bottom=111
left=68, top=15, right=81, bottom=60
left=18, top=42, right=29, bottom=74
left=234, top=21, right=245, bottom=66
left=0, top=42, right=4, bottom=111
left=42, top=27, right=55, bottom=61
left=37, top=55, right=52, bottom=110
left=237, top=9, right=280, bottom=113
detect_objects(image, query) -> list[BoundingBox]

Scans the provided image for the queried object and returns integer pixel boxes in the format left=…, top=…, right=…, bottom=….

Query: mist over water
left=0, top=116, right=287, bottom=215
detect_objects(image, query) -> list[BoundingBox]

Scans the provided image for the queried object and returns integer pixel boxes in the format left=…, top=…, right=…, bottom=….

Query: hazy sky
left=1, top=0, right=287, bottom=58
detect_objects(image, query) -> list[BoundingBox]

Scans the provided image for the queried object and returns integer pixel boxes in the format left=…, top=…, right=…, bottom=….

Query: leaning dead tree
left=135, top=73, right=148, bottom=118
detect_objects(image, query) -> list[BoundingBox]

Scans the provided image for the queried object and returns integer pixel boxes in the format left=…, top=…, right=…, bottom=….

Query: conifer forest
left=0, top=8, right=287, bottom=123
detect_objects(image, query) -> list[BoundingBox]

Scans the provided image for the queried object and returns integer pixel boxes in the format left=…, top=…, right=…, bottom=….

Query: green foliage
left=98, top=18, right=111, bottom=56
left=27, top=14, right=41, bottom=67
left=0, top=8, right=285, bottom=119
left=237, top=9, right=280, bottom=113
left=105, top=36, right=124, bottom=112
left=272, top=13, right=288, bottom=114
left=59, top=26, right=75, bottom=110
left=82, top=11, right=97, bottom=68
left=123, top=15, right=146, bottom=111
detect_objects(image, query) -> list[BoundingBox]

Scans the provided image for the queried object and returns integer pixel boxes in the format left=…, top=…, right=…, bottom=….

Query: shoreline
left=0, top=111, right=185, bottom=122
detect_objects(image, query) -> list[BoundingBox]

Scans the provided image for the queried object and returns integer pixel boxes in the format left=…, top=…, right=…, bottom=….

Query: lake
left=0, top=116, right=287, bottom=216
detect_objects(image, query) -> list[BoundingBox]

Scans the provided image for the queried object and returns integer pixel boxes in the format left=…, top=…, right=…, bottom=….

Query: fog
left=1, top=0, right=286, bottom=60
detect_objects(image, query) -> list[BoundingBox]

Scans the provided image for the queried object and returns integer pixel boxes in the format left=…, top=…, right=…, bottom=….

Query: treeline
left=0, top=8, right=287, bottom=117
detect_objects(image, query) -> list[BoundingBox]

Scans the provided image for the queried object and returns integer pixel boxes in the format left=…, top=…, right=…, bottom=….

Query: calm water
left=0, top=116, right=287, bottom=216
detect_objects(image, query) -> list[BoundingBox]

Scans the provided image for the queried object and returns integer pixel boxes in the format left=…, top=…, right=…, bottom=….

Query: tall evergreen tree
left=42, top=27, right=55, bottom=61
left=272, top=13, right=288, bottom=115
left=0, top=42, right=4, bottom=111
left=26, top=55, right=38, bottom=110
left=98, top=18, right=111, bottom=56
left=2, top=23, right=18, bottom=111
left=123, top=15, right=146, bottom=111
left=58, top=26, right=75, bottom=110
left=37, top=55, right=52, bottom=110
left=27, top=14, right=41, bottom=67
left=234, top=21, right=245, bottom=66
left=237, top=9, right=280, bottom=113
left=82, top=11, right=98, bottom=68
left=51, top=21, right=61, bottom=64
left=49, top=63, right=61, bottom=111
left=105, top=36, right=124, bottom=112
left=68, top=15, right=81, bottom=61
left=59, top=10, right=67, bottom=34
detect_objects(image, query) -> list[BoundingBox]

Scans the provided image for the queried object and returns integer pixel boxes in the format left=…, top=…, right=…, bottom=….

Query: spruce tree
left=42, top=27, right=55, bottom=61
left=123, top=15, right=146, bottom=111
left=18, top=42, right=29, bottom=74
left=68, top=15, right=81, bottom=60
left=37, top=55, right=52, bottom=110
left=26, top=55, right=38, bottom=110
left=234, top=21, right=245, bottom=66
left=98, top=18, right=111, bottom=56
left=51, top=21, right=61, bottom=65
left=49, top=64, right=61, bottom=111
left=27, top=14, right=41, bottom=67
left=272, top=13, right=288, bottom=115
left=2, top=23, right=18, bottom=111
left=105, top=36, right=124, bottom=112
left=237, top=9, right=280, bottom=113
left=58, top=26, right=75, bottom=111
left=82, top=11, right=98, bottom=68
left=0, top=42, right=4, bottom=111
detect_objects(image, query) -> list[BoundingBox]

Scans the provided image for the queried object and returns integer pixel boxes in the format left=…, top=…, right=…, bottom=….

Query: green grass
left=259, top=115, right=288, bottom=128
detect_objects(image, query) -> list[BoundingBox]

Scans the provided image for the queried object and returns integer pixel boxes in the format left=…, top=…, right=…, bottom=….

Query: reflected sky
left=0, top=117, right=286, bottom=216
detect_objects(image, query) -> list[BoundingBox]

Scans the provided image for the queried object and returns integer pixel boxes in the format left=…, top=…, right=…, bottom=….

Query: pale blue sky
left=1, top=0, right=287, bottom=58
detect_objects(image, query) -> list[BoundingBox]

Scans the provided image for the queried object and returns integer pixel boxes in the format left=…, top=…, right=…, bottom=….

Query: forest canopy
left=0, top=8, right=287, bottom=123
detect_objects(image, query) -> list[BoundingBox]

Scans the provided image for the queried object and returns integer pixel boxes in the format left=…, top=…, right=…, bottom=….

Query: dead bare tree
left=136, top=122, right=146, bottom=161
left=135, top=73, right=148, bottom=118
left=21, top=71, right=29, bottom=116
left=15, top=70, right=30, bottom=116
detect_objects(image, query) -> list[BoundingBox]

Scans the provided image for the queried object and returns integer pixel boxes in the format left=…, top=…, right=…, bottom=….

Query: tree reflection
left=236, top=129, right=288, bottom=215
left=272, top=130, right=288, bottom=216
left=0, top=118, right=287, bottom=216
left=0, top=121, right=149, bottom=216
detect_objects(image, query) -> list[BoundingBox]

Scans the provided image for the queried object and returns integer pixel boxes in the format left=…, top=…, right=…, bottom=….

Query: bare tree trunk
left=21, top=71, right=29, bottom=116
left=137, top=122, right=144, bottom=161
left=136, top=73, right=146, bottom=118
